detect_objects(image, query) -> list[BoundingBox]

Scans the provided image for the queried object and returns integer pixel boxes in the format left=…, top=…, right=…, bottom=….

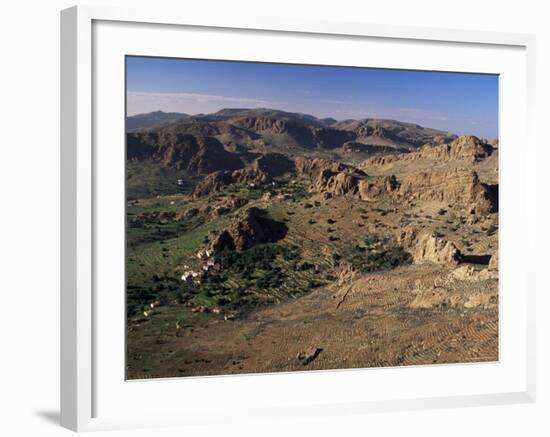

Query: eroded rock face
left=293, top=157, right=351, bottom=180
left=233, top=116, right=318, bottom=147
left=334, top=118, right=456, bottom=149
left=192, top=167, right=270, bottom=198
left=397, top=228, right=461, bottom=266
left=295, top=155, right=496, bottom=215
left=312, top=170, right=362, bottom=196
left=365, top=135, right=493, bottom=167
left=397, top=168, right=497, bottom=215
left=192, top=171, right=234, bottom=198
left=236, top=116, right=292, bottom=134
left=209, top=207, right=287, bottom=252
left=127, top=133, right=244, bottom=174
left=440, top=135, right=494, bottom=162
left=293, top=157, right=370, bottom=198
left=306, top=167, right=495, bottom=215
left=357, top=175, right=399, bottom=201
left=411, top=232, right=462, bottom=265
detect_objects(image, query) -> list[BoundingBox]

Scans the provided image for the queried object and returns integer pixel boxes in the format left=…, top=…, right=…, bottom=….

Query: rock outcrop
left=334, top=118, right=456, bottom=149
left=209, top=208, right=287, bottom=252
left=232, top=116, right=320, bottom=148
left=312, top=170, right=362, bottom=196
left=414, top=233, right=461, bottom=265
left=397, top=168, right=497, bottom=215
left=209, top=198, right=248, bottom=218
left=191, top=153, right=297, bottom=198
left=365, top=135, right=493, bottom=167
left=293, top=157, right=352, bottom=180
left=293, top=157, right=371, bottom=197
left=192, top=167, right=270, bottom=198
left=297, top=157, right=496, bottom=215
left=357, top=175, right=399, bottom=201
left=231, top=167, right=271, bottom=185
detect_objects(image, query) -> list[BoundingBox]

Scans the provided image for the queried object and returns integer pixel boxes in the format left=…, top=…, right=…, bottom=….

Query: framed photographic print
left=61, top=5, right=536, bottom=432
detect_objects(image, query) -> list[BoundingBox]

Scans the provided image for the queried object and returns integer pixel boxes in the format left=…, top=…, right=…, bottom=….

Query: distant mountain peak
left=126, top=110, right=190, bottom=131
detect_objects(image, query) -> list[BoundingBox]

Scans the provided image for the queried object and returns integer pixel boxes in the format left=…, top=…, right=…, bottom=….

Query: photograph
left=125, top=56, right=499, bottom=379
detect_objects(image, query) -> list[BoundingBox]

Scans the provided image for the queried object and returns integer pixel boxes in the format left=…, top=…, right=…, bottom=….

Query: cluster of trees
left=216, top=243, right=301, bottom=273
left=342, top=235, right=412, bottom=273
left=195, top=243, right=305, bottom=313
left=348, top=246, right=412, bottom=273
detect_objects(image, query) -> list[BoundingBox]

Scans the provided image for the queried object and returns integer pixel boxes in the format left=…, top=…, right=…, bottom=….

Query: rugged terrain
left=126, top=108, right=498, bottom=379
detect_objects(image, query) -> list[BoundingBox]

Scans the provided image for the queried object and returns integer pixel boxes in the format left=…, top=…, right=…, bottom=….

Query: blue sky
left=126, top=56, right=499, bottom=138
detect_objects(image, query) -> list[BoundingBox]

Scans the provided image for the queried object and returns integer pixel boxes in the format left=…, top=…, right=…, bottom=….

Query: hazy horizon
left=126, top=57, right=499, bottom=138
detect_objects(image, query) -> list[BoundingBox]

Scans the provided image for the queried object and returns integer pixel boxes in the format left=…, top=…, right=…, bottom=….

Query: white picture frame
left=61, top=5, right=536, bottom=432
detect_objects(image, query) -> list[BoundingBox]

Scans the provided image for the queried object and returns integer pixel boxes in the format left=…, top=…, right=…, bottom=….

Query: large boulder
left=411, top=232, right=461, bottom=265
left=312, top=170, right=361, bottom=196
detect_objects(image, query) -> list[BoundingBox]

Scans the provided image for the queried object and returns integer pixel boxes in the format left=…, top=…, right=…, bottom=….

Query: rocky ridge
left=365, top=135, right=494, bottom=167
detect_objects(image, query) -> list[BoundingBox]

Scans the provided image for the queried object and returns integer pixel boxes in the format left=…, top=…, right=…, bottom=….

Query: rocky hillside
left=333, top=118, right=456, bottom=149
left=126, top=109, right=499, bottom=220
left=127, top=132, right=245, bottom=175
left=364, top=135, right=494, bottom=167
left=208, top=207, right=288, bottom=252
left=303, top=159, right=497, bottom=216
left=127, top=108, right=458, bottom=163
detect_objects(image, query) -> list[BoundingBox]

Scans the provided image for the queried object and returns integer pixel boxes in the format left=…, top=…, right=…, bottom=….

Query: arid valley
left=126, top=107, right=499, bottom=379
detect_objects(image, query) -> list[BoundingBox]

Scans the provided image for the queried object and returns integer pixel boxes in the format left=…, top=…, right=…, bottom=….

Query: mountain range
left=127, top=108, right=458, bottom=167
left=127, top=110, right=190, bottom=131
